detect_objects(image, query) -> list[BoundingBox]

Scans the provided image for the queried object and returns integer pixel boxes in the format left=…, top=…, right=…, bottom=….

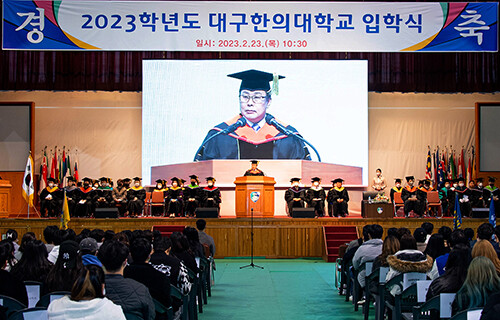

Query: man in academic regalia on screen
left=244, top=160, right=265, bottom=176
left=194, top=69, right=311, bottom=161
left=306, top=177, right=326, bottom=217
left=327, top=178, right=349, bottom=217
left=285, top=178, right=306, bottom=216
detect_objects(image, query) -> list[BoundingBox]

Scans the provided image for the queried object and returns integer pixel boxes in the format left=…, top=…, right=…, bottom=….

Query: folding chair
left=24, top=281, right=43, bottom=308
left=0, top=295, right=26, bottom=318
left=426, top=191, right=442, bottom=217
left=8, top=307, right=48, bottom=320
left=364, top=266, right=389, bottom=320
left=394, top=192, right=404, bottom=217
left=170, top=285, right=189, bottom=320
left=151, top=191, right=166, bottom=216
left=143, top=192, right=152, bottom=216
left=36, top=291, right=70, bottom=308
left=153, top=297, right=174, bottom=320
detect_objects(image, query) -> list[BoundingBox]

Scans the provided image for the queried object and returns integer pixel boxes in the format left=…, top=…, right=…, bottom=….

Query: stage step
left=152, top=225, right=186, bottom=238
left=323, top=225, right=358, bottom=262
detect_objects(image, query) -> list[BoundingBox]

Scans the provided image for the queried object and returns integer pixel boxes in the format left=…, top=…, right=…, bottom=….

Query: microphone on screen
left=265, top=113, right=322, bottom=162
left=220, top=118, right=246, bottom=134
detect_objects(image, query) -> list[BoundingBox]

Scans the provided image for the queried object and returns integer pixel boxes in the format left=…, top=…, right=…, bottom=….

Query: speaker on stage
left=292, top=208, right=315, bottom=218
left=195, top=208, right=219, bottom=218
left=94, top=208, right=119, bottom=218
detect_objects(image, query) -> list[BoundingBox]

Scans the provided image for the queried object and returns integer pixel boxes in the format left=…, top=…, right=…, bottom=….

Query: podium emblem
left=377, top=207, right=384, bottom=214
left=250, top=191, right=260, bottom=203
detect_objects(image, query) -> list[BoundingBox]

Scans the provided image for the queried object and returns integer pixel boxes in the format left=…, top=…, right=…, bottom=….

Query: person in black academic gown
left=184, top=175, right=201, bottom=217
left=401, top=176, right=422, bottom=218
left=194, top=69, right=311, bottom=161
left=244, top=160, right=265, bottom=176
left=470, top=178, right=485, bottom=208
left=417, top=179, right=434, bottom=216
left=390, top=178, right=403, bottom=203
left=40, top=177, right=62, bottom=217
left=166, top=177, right=184, bottom=218
left=484, top=177, right=500, bottom=212
left=65, top=176, right=79, bottom=216
left=94, top=177, right=113, bottom=208
left=306, top=177, right=326, bottom=217
left=201, top=177, right=221, bottom=212
left=285, top=178, right=306, bottom=216
left=75, top=177, right=96, bottom=217
left=127, top=177, right=146, bottom=217
left=327, top=178, right=349, bottom=217
left=455, top=177, right=472, bottom=217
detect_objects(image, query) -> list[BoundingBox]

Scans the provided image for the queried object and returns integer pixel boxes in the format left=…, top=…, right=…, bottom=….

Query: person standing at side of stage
left=285, top=178, right=306, bottom=216
left=372, top=168, right=387, bottom=192
left=327, top=178, right=349, bottom=217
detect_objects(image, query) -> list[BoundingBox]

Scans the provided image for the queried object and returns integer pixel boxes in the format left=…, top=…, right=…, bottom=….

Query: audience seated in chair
left=197, top=219, right=216, bottom=257
left=0, top=240, right=28, bottom=306
left=429, top=229, right=468, bottom=279
left=47, top=265, right=125, bottom=320
left=10, top=240, right=53, bottom=284
left=451, top=256, right=500, bottom=315
left=471, top=239, right=500, bottom=276
left=98, top=240, right=155, bottom=320
left=79, top=238, right=102, bottom=268
left=45, top=240, right=83, bottom=293
left=353, top=224, right=383, bottom=288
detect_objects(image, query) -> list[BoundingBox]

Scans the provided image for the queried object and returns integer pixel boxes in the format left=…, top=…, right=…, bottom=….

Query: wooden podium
left=234, top=176, right=276, bottom=218
left=0, top=180, right=12, bottom=218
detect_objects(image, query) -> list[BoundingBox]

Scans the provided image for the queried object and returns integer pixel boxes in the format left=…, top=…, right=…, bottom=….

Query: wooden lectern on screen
left=234, top=176, right=276, bottom=218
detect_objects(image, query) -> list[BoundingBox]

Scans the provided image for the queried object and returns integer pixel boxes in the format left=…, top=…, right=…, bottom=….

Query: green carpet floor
left=199, top=258, right=371, bottom=320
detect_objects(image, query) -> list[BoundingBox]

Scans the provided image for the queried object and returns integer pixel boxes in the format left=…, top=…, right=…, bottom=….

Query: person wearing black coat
left=426, top=244, right=471, bottom=301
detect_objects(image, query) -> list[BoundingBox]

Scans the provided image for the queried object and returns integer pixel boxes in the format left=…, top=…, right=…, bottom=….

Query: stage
left=0, top=217, right=489, bottom=260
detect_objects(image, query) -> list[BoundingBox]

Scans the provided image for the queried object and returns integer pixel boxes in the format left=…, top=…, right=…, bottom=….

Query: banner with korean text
left=2, top=1, right=497, bottom=52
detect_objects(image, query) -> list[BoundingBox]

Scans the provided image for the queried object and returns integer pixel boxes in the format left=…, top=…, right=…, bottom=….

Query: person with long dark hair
left=45, top=240, right=84, bottom=292
left=0, top=240, right=28, bottom=306
left=47, top=265, right=125, bottom=319
left=14, top=232, right=36, bottom=261
left=10, top=240, right=53, bottom=283
left=183, top=227, right=204, bottom=258
left=170, top=232, right=199, bottom=274
left=424, top=233, right=447, bottom=260
left=426, top=244, right=472, bottom=300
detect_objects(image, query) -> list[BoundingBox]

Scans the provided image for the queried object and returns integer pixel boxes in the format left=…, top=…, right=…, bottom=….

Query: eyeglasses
left=239, top=93, right=267, bottom=104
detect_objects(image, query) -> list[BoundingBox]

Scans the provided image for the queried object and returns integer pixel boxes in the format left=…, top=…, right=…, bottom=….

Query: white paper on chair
left=379, top=267, right=389, bottom=284
left=440, top=293, right=456, bottom=318
left=416, top=280, right=432, bottom=303
left=22, top=309, right=48, bottom=320
left=467, top=309, right=482, bottom=320
left=365, top=262, right=373, bottom=276
left=25, top=285, right=40, bottom=308
left=403, top=273, right=427, bottom=290
left=0, top=298, right=3, bottom=306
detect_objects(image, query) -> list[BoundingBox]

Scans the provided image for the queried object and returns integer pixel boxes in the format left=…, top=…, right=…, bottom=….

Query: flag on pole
left=434, top=147, right=440, bottom=186
left=489, top=195, right=496, bottom=229
left=471, top=147, right=476, bottom=179
left=467, top=156, right=472, bottom=185
left=60, top=191, right=71, bottom=230
left=74, top=161, right=79, bottom=182
left=453, top=195, right=462, bottom=230
left=22, top=154, right=35, bottom=207
left=50, top=151, right=56, bottom=179
left=425, top=148, right=432, bottom=180
left=39, top=151, right=48, bottom=194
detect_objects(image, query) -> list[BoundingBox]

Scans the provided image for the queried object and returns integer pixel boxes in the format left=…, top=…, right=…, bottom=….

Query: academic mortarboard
left=394, top=178, right=402, bottom=183
left=311, top=177, right=321, bottom=182
left=189, top=175, right=199, bottom=180
left=171, top=177, right=180, bottom=183
left=228, top=69, right=285, bottom=93
left=405, top=176, right=415, bottom=182
left=67, top=176, right=76, bottom=182
left=206, top=177, right=216, bottom=182
left=99, top=177, right=108, bottom=182
left=123, top=178, right=131, bottom=183
left=82, top=177, right=92, bottom=183
left=250, top=160, right=259, bottom=164
left=458, top=177, right=465, bottom=182
left=332, top=178, right=344, bottom=184
left=418, top=180, right=424, bottom=185
left=489, top=176, right=497, bottom=183
left=133, top=177, right=142, bottom=181
left=476, top=178, right=484, bottom=182
left=290, top=178, right=301, bottom=183
left=47, top=177, right=57, bottom=183
left=424, top=179, right=431, bottom=186
left=181, top=179, right=186, bottom=184
left=444, top=179, right=451, bottom=183
left=155, top=179, right=163, bottom=184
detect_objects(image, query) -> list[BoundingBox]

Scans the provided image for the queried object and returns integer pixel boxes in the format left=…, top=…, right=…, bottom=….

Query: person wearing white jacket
left=48, top=265, right=125, bottom=320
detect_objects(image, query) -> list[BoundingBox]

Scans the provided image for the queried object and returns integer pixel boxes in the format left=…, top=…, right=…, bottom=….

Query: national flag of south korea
left=22, top=154, right=35, bottom=207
